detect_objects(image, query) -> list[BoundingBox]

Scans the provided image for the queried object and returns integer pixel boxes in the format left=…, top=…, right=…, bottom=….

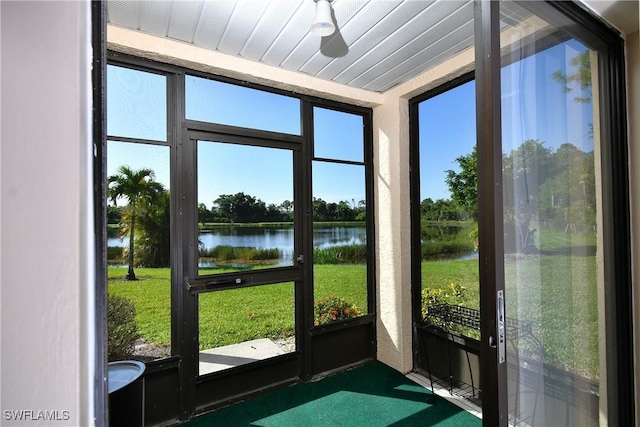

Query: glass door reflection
left=500, top=2, right=603, bottom=425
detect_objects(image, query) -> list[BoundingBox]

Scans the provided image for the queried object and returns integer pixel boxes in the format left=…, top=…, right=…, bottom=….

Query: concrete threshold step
left=199, top=338, right=287, bottom=375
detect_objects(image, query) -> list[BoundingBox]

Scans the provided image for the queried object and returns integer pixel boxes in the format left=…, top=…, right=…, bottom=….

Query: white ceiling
left=107, top=0, right=635, bottom=94
left=581, top=0, right=638, bottom=35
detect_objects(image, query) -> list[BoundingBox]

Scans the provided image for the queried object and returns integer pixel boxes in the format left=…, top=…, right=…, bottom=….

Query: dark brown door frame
left=473, top=1, right=508, bottom=425
left=176, top=87, right=376, bottom=417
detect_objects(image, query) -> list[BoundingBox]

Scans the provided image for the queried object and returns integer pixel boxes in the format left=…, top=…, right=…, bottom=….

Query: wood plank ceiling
left=107, top=0, right=536, bottom=93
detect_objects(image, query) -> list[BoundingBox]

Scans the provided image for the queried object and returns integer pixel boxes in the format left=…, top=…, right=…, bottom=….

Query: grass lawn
left=109, top=267, right=172, bottom=346
left=198, top=282, right=296, bottom=349
left=419, top=230, right=599, bottom=379
left=314, top=264, right=367, bottom=311
left=108, top=264, right=367, bottom=350
left=110, top=229, right=600, bottom=379
left=504, top=254, right=599, bottom=379
left=421, top=259, right=480, bottom=309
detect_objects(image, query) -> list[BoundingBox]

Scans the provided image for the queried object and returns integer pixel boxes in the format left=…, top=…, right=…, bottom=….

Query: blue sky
left=185, top=75, right=301, bottom=136
left=500, top=39, right=593, bottom=155
left=108, top=38, right=592, bottom=206
left=418, top=39, right=592, bottom=201
left=418, top=80, right=476, bottom=201
left=197, top=141, right=293, bottom=206
left=107, top=67, right=366, bottom=207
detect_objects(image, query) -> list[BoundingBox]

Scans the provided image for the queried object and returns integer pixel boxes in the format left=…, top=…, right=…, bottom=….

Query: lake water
left=108, top=224, right=476, bottom=264
left=108, top=225, right=366, bottom=265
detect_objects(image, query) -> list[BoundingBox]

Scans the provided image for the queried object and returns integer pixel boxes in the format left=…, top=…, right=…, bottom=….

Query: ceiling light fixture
left=310, top=0, right=335, bottom=37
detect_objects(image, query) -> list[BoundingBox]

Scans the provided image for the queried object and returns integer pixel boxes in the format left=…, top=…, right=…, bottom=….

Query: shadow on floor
left=180, top=361, right=481, bottom=427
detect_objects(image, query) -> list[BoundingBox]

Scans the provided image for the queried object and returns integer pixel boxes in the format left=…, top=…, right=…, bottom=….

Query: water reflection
left=313, top=226, right=366, bottom=248
left=199, top=227, right=295, bottom=258
left=199, top=226, right=295, bottom=267
left=108, top=225, right=367, bottom=266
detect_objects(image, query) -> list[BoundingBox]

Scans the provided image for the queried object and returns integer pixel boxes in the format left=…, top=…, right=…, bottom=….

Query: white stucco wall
left=373, top=47, right=475, bottom=373
left=0, top=2, right=94, bottom=426
left=373, top=96, right=413, bottom=373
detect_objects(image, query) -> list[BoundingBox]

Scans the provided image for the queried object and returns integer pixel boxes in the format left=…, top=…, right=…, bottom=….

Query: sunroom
left=98, top=1, right=633, bottom=425
left=100, top=0, right=633, bottom=425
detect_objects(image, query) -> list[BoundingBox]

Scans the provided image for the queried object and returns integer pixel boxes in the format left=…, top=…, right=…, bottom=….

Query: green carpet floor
left=180, top=361, right=481, bottom=427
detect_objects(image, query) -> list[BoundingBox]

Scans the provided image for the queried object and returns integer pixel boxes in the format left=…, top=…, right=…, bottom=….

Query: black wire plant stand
left=421, top=303, right=544, bottom=426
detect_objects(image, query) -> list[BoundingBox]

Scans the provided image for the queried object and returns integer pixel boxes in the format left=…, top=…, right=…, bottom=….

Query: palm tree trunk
left=126, top=214, right=136, bottom=280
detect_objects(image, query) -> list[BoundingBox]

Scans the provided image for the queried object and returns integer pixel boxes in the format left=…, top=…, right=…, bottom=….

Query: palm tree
left=108, top=166, right=164, bottom=280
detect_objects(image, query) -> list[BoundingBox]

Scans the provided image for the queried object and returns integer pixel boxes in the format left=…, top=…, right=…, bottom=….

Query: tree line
left=109, top=138, right=595, bottom=278
left=197, top=194, right=366, bottom=224
left=109, top=194, right=367, bottom=226
left=434, top=140, right=596, bottom=251
left=107, top=166, right=366, bottom=278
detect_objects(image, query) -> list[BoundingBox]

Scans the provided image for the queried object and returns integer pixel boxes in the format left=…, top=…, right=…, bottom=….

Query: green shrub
left=107, top=295, right=140, bottom=361
left=421, top=283, right=468, bottom=318
left=313, top=244, right=366, bottom=264
left=421, top=283, right=479, bottom=339
left=314, top=295, right=361, bottom=326
left=107, top=246, right=124, bottom=262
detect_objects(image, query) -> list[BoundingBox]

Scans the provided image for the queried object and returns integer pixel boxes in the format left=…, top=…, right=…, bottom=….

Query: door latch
left=497, top=289, right=506, bottom=364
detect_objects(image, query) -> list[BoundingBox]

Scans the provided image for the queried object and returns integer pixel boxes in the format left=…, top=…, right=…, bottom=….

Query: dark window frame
left=104, top=50, right=376, bottom=420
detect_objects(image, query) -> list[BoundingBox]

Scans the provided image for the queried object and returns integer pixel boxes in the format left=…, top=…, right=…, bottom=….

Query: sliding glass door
left=413, top=2, right=629, bottom=426
left=474, top=1, right=631, bottom=425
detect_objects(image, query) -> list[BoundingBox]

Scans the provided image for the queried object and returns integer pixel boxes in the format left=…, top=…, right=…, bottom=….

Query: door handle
left=489, top=336, right=497, bottom=348
left=488, top=291, right=506, bottom=364
left=497, top=290, right=506, bottom=364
